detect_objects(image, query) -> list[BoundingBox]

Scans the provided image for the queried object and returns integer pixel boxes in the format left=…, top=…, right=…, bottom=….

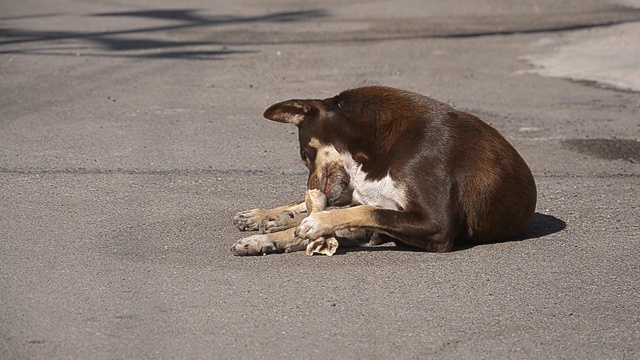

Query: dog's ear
left=263, top=100, right=318, bottom=126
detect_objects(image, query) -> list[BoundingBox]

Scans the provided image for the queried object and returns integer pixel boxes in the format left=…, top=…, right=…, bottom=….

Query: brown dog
left=232, top=86, right=536, bottom=255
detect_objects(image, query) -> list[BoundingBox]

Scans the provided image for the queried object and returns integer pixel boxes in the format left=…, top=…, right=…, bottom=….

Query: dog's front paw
left=295, top=212, right=335, bottom=240
left=259, top=210, right=303, bottom=234
left=231, top=235, right=278, bottom=256
left=233, top=209, right=266, bottom=231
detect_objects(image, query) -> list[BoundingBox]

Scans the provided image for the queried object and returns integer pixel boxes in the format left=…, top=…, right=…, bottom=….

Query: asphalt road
left=1, top=0, right=639, bottom=359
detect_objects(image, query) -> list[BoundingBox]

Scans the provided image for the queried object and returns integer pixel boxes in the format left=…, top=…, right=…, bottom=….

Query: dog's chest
left=341, top=153, right=407, bottom=210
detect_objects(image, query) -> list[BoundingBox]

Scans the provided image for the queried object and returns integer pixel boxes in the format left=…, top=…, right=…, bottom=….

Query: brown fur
left=232, top=86, right=536, bottom=255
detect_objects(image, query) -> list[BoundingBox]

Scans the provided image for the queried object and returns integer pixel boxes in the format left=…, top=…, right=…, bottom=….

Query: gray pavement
left=1, top=1, right=639, bottom=359
left=524, top=0, right=640, bottom=92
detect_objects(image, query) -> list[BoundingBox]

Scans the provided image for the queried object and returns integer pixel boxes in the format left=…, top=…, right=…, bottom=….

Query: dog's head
left=263, top=98, right=353, bottom=206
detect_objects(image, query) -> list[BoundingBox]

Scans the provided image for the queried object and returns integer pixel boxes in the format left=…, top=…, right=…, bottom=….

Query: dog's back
left=333, top=87, right=537, bottom=245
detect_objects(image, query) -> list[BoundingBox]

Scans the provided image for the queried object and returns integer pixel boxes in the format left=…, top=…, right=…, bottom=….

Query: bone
left=304, top=189, right=327, bottom=214
left=303, top=189, right=339, bottom=256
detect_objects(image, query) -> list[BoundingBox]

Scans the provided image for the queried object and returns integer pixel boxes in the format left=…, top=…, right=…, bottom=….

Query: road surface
left=1, top=0, right=638, bottom=358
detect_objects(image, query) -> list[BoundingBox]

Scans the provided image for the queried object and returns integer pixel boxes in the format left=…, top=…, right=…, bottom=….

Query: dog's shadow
left=520, top=212, right=566, bottom=240
left=339, top=212, right=566, bottom=254
left=453, top=212, right=566, bottom=251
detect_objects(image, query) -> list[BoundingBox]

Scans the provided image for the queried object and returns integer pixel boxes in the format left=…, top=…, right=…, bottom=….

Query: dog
left=232, top=86, right=536, bottom=255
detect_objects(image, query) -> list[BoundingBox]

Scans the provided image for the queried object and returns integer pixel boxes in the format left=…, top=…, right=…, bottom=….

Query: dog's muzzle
left=308, top=163, right=352, bottom=206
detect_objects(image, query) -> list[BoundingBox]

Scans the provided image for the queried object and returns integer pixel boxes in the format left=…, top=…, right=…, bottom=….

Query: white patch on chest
left=341, top=153, right=408, bottom=210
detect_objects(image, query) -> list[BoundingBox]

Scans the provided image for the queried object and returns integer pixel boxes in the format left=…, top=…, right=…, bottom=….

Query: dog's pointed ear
left=263, top=100, right=318, bottom=126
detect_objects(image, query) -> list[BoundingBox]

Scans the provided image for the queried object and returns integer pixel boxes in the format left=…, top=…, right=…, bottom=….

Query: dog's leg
left=231, top=227, right=310, bottom=255
left=233, top=192, right=319, bottom=256
left=231, top=223, right=376, bottom=257
left=233, top=191, right=375, bottom=256
left=233, top=202, right=306, bottom=233
left=295, top=205, right=454, bottom=252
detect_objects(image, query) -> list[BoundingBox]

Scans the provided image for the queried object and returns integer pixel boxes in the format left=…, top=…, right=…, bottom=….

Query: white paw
left=258, top=210, right=300, bottom=234
left=295, top=212, right=334, bottom=240
left=231, top=234, right=277, bottom=256
left=233, top=208, right=264, bottom=231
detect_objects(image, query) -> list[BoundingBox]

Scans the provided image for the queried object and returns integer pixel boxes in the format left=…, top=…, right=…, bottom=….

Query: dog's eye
left=301, top=148, right=316, bottom=165
left=301, top=151, right=316, bottom=168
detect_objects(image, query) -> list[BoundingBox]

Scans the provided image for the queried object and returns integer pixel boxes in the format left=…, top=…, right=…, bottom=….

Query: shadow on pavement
left=4, top=6, right=640, bottom=59
left=0, top=9, right=329, bottom=60
left=561, top=138, right=640, bottom=162
left=522, top=212, right=567, bottom=240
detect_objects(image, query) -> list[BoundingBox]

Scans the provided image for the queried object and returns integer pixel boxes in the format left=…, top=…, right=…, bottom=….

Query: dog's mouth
left=308, top=164, right=352, bottom=206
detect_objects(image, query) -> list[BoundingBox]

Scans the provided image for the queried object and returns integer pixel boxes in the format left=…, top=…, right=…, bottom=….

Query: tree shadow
left=3, top=6, right=640, bottom=59
left=0, top=9, right=329, bottom=60
left=92, top=9, right=328, bottom=24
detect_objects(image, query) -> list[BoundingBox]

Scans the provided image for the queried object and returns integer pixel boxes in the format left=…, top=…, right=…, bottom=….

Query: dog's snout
left=307, top=160, right=351, bottom=206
